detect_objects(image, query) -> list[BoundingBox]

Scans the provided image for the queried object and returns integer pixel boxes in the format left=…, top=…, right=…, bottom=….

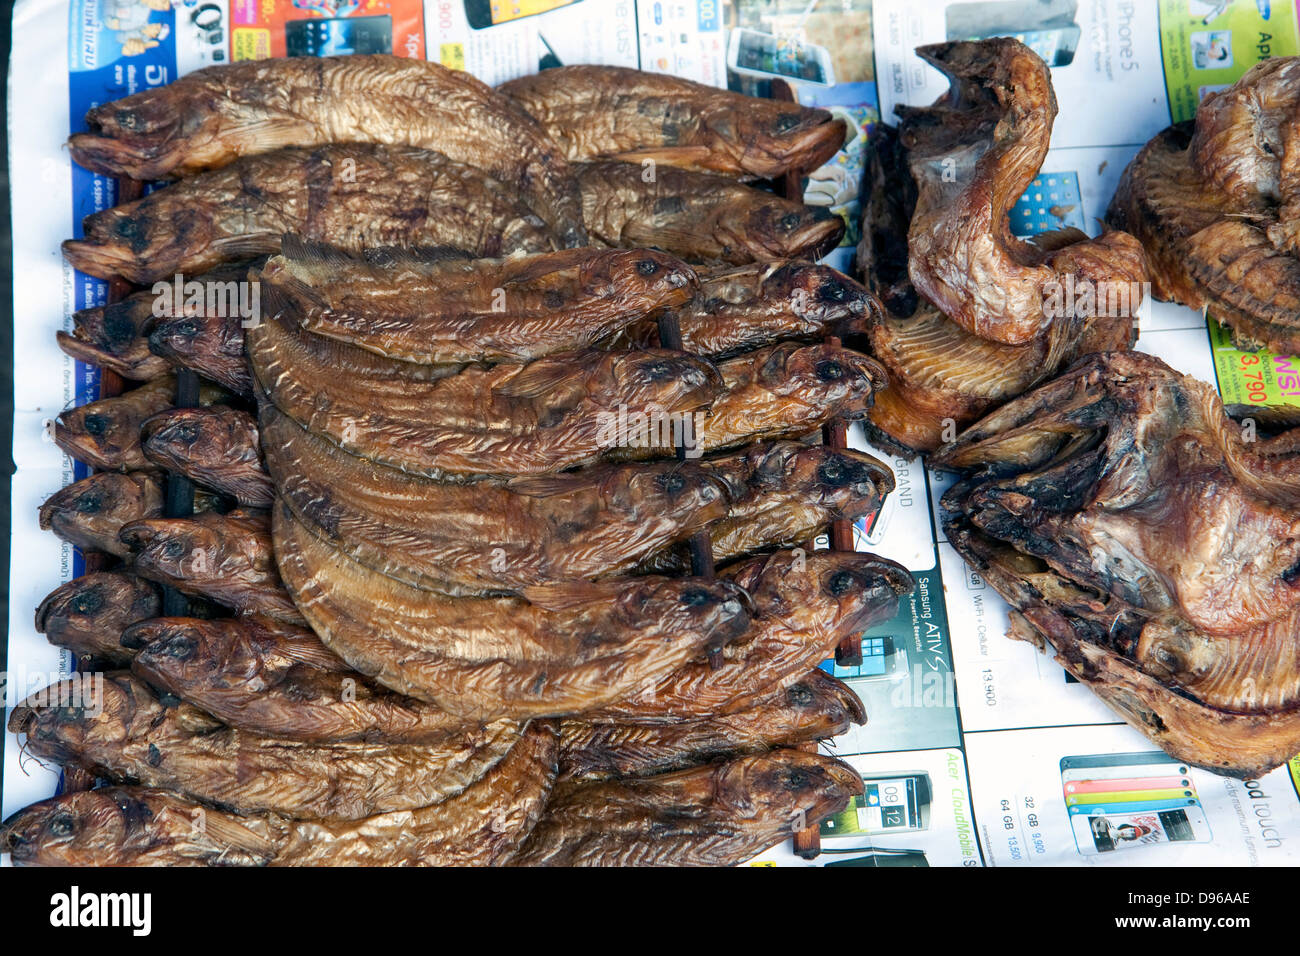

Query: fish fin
left=279, top=234, right=361, bottom=269
left=503, top=473, right=586, bottom=498
left=521, top=581, right=612, bottom=611
left=362, top=245, right=475, bottom=267
left=493, top=358, right=585, bottom=400
left=207, top=234, right=279, bottom=262
left=189, top=810, right=282, bottom=862
left=276, top=637, right=352, bottom=672
left=608, top=146, right=718, bottom=170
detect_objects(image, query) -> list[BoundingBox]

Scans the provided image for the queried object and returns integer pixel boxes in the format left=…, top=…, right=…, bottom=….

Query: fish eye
left=71, top=590, right=104, bottom=615
left=680, top=588, right=713, bottom=607
left=783, top=770, right=810, bottom=791
left=780, top=213, right=803, bottom=231
left=815, top=360, right=844, bottom=381
left=58, top=706, right=81, bottom=722
left=774, top=114, right=801, bottom=133
left=787, top=684, right=814, bottom=707
left=174, top=423, right=200, bottom=444
left=828, top=571, right=855, bottom=596
left=48, top=813, right=76, bottom=837
left=818, top=459, right=846, bottom=485
left=115, top=109, right=137, bottom=130
left=164, top=636, right=197, bottom=660
left=657, top=473, right=686, bottom=495
left=819, top=282, right=850, bottom=303
left=76, top=492, right=103, bottom=514
left=174, top=320, right=198, bottom=337
left=162, top=540, right=186, bottom=560
left=82, top=414, right=110, bottom=437
left=636, top=259, right=660, bottom=276
left=643, top=360, right=674, bottom=380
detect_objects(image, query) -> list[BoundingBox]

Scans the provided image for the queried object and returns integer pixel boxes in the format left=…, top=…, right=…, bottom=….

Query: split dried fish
left=249, top=313, right=723, bottom=479
left=273, top=502, right=752, bottom=720
left=591, top=549, right=912, bottom=722
left=507, top=749, right=863, bottom=866
left=125, top=615, right=475, bottom=745
left=264, top=239, right=696, bottom=365
left=261, top=404, right=728, bottom=595
left=11, top=672, right=522, bottom=820
left=39, top=472, right=165, bottom=558
left=142, top=406, right=273, bottom=508
left=68, top=54, right=586, bottom=246
left=500, top=65, right=846, bottom=180
left=35, top=572, right=161, bottom=666
left=576, top=160, right=844, bottom=265
left=118, top=509, right=305, bottom=626
left=63, top=143, right=557, bottom=285
left=559, top=669, right=864, bottom=781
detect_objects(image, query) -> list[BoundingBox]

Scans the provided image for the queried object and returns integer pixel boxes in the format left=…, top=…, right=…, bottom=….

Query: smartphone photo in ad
left=1075, top=807, right=1211, bottom=854
left=285, top=15, right=393, bottom=57
left=820, top=772, right=931, bottom=836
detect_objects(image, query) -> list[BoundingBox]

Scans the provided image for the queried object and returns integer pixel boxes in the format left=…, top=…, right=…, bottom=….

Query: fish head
left=148, top=312, right=241, bottom=364
left=1134, top=619, right=1217, bottom=686
left=38, top=473, right=163, bottom=554
left=785, top=670, right=867, bottom=734
left=35, top=572, right=159, bottom=648
left=119, top=517, right=224, bottom=581
left=704, top=103, right=847, bottom=179
left=712, top=750, right=864, bottom=827
left=631, top=577, right=753, bottom=650
left=54, top=401, right=136, bottom=470
left=596, top=250, right=698, bottom=306
left=128, top=617, right=256, bottom=690
left=764, top=261, right=873, bottom=323
left=602, top=349, right=726, bottom=414
left=75, top=299, right=153, bottom=355
left=8, top=674, right=142, bottom=760
left=729, top=550, right=912, bottom=631
left=612, top=463, right=731, bottom=526
left=754, top=343, right=886, bottom=418
left=69, top=83, right=218, bottom=178
left=140, top=407, right=240, bottom=473
left=793, top=447, right=896, bottom=513
left=736, top=199, right=846, bottom=262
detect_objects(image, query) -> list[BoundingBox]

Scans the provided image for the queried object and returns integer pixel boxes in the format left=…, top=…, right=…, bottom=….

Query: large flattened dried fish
left=1, top=722, right=558, bottom=866
left=39, top=472, right=165, bottom=558
left=616, top=260, right=874, bottom=359
left=265, top=240, right=696, bottom=365
left=68, top=55, right=587, bottom=247
left=118, top=508, right=305, bottom=626
left=63, top=143, right=556, bottom=285
left=507, top=749, right=863, bottom=867
left=249, top=313, right=723, bottom=479
left=1108, top=59, right=1300, bottom=354
left=142, top=406, right=273, bottom=508
left=500, top=65, right=846, bottom=180
left=10, top=672, right=521, bottom=820
left=639, top=442, right=893, bottom=573
left=261, top=404, right=728, bottom=595
left=897, top=39, right=1147, bottom=345
left=36, top=572, right=161, bottom=665
left=273, top=502, right=751, bottom=720
left=591, top=549, right=912, bottom=722
left=560, top=669, right=864, bottom=781
left=125, top=615, right=479, bottom=745
left=576, top=160, right=844, bottom=265
left=934, top=351, right=1300, bottom=775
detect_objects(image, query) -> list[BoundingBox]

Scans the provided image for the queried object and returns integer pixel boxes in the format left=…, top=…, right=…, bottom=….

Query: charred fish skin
left=54, top=376, right=178, bottom=472
left=261, top=403, right=730, bottom=595
left=697, top=343, right=886, bottom=454
left=575, top=160, right=844, bottom=265
left=500, top=65, right=846, bottom=181
left=68, top=54, right=587, bottom=247
left=35, top=572, right=161, bottom=666
left=639, top=442, right=894, bottom=573
left=142, top=406, right=273, bottom=508
left=265, top=239, right=698, bottom=365
left=125, top=615, right=478, bottom=745
left=249, top=311, right=725, bottom=479
left=273, top=500, right=753, bottom=720
left=507, top=749, right=864, bottom=867
left=9, top=671, right=521, bottom=821
left=118, top=509, right=306, bottom=626
left=559, top=669, right=865, bottom=781
left=39, top=471, right=165, bottom=558
left=63, top=143, right=558, bottom=285
left=592, top=549, right=913, bottom=722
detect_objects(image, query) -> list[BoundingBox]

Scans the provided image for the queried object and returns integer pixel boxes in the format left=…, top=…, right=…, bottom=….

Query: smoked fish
left=39, top=472, right=165, bottom=558
left=35, top=572, right=161, bottom=666
left=142, top=406, right=273, bottom=508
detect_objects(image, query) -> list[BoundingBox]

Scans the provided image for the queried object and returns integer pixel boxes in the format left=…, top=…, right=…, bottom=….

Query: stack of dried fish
left=1108, top=57, right=1300, bottom=354
left=853, top=39, right=1148, bottom=456
left=933, top=352, right=1300, bottom=778
left=7, top=56, right=912, bottom=867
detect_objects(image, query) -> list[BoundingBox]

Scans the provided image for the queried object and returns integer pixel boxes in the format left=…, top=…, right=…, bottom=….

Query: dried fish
left=39, top=472, right=165, bottom=558
left=35, top=572, right=161, bottom=665
left=576, top=160, right=844, bottom=265
left=142, top=406, right=273, bottom=508
left=265, top=239, right=697, bottom=365
left=559, top=669, right=864, bottom=781
left=500, top=66, right=845, bottom=180
left=63, top=143, right=557, bottom=285
left=591, top=549, right=912, bottom=721
left=507, top=749, right=863, bottom=866
left=248, top=313, right=723, bottom=479
left=118, top=509, right=305, bottom=626
left=273, top=502, right=752, bottom=720
left=54, top=377, right=177, bottom=472
left=68, top=54, right=586, bottom=246
left=11, top=672, right=522, bottom=820
left=261, top=404, right=729, bottom=595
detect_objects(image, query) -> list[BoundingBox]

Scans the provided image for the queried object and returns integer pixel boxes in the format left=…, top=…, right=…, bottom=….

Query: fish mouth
left=0, top=808, right=38, bottom=862
left=792, top=208, right=847, bottom=261
left=7, top=705, right=35, bottom=736
left=818, top=759, right=866, bottom=797
left=782, top=116, right=849, bottom=172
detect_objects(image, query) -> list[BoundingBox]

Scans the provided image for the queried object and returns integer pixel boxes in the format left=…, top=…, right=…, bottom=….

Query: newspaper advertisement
left=5, top=0, right=1300, bottom=867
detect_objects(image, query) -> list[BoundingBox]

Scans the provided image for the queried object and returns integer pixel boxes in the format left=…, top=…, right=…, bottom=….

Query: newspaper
left=4, top=0, right=1300, bottom=867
